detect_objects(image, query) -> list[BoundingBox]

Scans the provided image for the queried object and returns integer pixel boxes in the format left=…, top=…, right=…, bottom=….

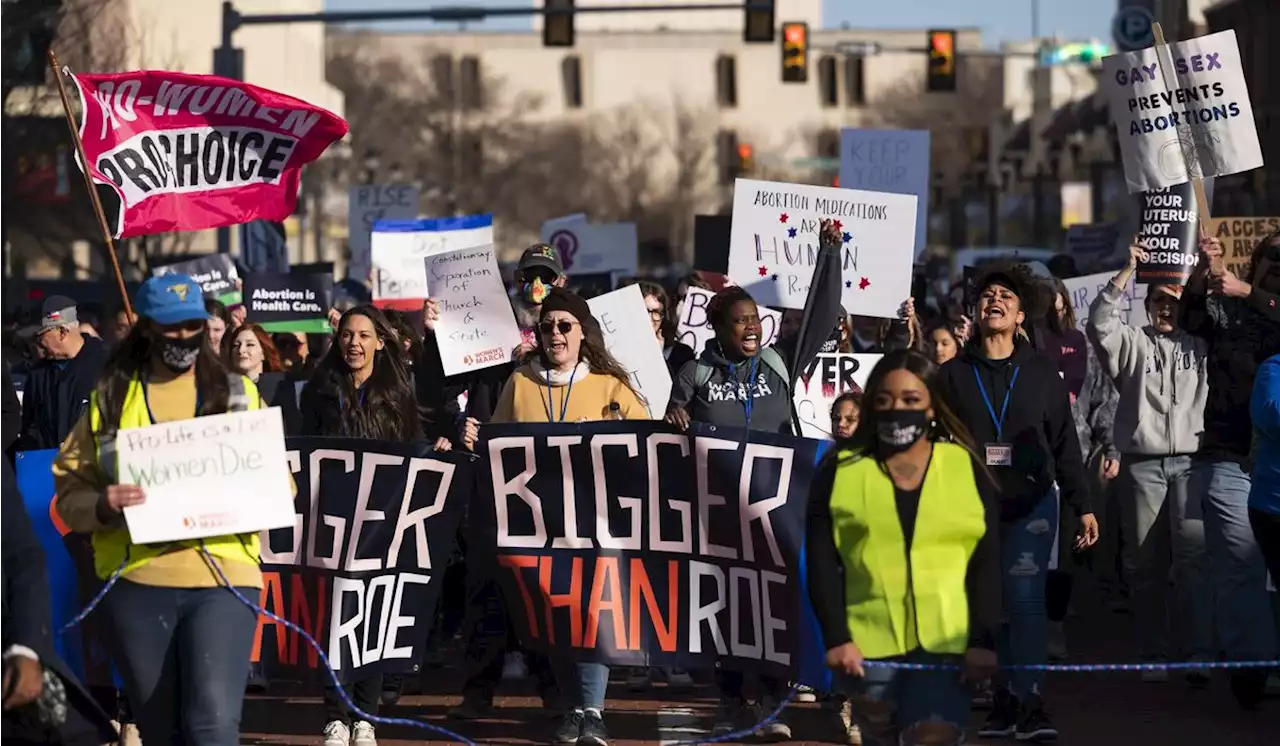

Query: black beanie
left=539, top=287, right=596, bottom=330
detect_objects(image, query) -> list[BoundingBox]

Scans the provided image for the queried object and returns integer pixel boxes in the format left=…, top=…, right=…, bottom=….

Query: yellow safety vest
left=87, top=374, right=262, bottom=580
left=828, top=441, right=986, bottom=659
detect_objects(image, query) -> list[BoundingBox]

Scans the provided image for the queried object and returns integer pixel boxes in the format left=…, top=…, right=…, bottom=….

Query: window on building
left=431, top=54, right=455, bottom=102
left=817, top=55, right=838, bottom=107
left=716, top=55, right=737, bottom=108
left=459, top=56, right=483, bottom=110
left=561, top=55, right=582, bottom=109
left=844, top=55, right=866, bottom=106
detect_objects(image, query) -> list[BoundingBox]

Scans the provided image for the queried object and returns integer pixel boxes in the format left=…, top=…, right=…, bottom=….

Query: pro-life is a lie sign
left=117, top=408, right=295, bottom=545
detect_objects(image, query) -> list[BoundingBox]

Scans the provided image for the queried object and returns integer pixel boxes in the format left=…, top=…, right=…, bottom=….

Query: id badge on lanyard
left=972, top=365, right=1020, bottom=467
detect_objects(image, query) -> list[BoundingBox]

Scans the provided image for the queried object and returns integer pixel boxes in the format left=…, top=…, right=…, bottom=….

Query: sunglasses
left=521, top=270, right=558, bottom=285
left=538, top=320, right=577, bottom=335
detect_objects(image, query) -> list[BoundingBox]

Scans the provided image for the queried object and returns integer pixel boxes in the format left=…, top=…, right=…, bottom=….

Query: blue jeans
left=998, top=491, right=1057, bottom=699
left=1193, top=459, right=1278, bottom=662
left=836, top=650, right=969, bottom=744
left=101, top=579, right=257, bottom=746
left=1120, top=455, right=1212, bottom=659
left=550, top=659, right=610, bottom=711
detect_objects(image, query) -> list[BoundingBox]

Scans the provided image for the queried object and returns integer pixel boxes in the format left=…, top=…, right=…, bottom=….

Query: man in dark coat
left=17, top=297, right=108, bottom=452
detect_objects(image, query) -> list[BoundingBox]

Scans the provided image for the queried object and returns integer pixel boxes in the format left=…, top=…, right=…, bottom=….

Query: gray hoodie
left=1086, top=282, right=1209, bottom=456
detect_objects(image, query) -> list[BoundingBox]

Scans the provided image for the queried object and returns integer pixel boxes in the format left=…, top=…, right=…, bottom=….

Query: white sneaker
left=501, top=651, right=529, bottom=680
left=323, top=720, right=351, bottom=746
left=352, top=720, right=377, bottom=746
left=794, top=683, right=817, bottom=703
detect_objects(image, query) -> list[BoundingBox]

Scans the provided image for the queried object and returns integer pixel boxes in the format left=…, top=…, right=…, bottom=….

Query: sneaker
left=554, top=710, right=585, bottom=745
left=663, top=668, right=695, bottom=689
left=971, top=682, right=995, bottom=710
left=827, top=698, right=862, bottom=745
left=579, top=708, right=609, bottom=746
left=711, top=699, right=748, bottom=737
left=447, top=697, right=494, bottom=720
left=754, top=698, right=793, bottom=741
left=1141, top=668, right=1170, bottom=683
left=322, top=720, right=351, bottom=746
left=380, top=674, right=401, bottom=706
left=625, top=667, right=652, bottom=691
left=1047, top=621, right=1068, bottom=662
left=352, top=720, right=377, bottom=746
left=794, top=682, right=818, bottom=702
left=1015, top=696, right=1059, bottom=742
left=502, top=651, right=529, bottom=680
left=1185, top=654, right=1212, bottom=689
left=977, top=688, right=1018, bottom=739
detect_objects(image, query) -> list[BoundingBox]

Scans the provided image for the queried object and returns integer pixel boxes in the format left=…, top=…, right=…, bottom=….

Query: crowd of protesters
left=3, top=224, right=1279, bottom=746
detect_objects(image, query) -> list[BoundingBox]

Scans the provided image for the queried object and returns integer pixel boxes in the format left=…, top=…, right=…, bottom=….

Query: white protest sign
left=371, top=214, right=494, bottom=311
left=348, top=184, right=419, bottom=283
left=239, top=220, right=289, bottom=273
left=1063, top=270, right=1150, bottom=331
left=675, top=286, right=781, bottom=356
left=542, top=217, right=640, bottom=276
left=118, top=408, right=294, bottom=544
left=424, top=239, right=523, bottom=376
left=588, top=284, right=672, bottom=418
left=727, top=178, right=917, bottom=318
left=840, top=128, right=931, bottom=260
left=1101, top=30, right=1263, bottom=193
left=793, top=353, right=880, bottom=440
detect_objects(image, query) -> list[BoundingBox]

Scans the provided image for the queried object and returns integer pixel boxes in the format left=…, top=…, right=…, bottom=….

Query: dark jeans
left=324, top=676, right=382, bottom=725
left=459, top=577, right=554, bottom=702
left=1250, top=508, right=1280, bottom=588
left=100, top=579, right=257, bottom=746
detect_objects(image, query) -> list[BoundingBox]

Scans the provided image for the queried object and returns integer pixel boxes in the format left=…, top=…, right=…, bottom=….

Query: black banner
left=471, top=421, right=821, bottom=678
left=152, top=254, right=241, bottom=305
left=1134, top=181, right=1204, bottom=284
left=252, top=438, right=470, bottom=683
left=244, top=272, right=334, bottom=333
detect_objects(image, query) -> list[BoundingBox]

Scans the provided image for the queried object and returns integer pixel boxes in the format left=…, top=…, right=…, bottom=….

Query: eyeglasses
left=538, top=320, right=578, bottom=335
left=646, top=308, right=664, bottom=318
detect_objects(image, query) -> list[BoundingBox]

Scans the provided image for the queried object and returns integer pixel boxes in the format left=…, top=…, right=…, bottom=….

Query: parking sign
left=1112, top=6, right=1155, bottom=52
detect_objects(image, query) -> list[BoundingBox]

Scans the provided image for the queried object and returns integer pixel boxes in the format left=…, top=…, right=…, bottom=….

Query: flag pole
left=47, top=49, right=133, bottom=317
left=1151, top=23, right=1213, bottom=231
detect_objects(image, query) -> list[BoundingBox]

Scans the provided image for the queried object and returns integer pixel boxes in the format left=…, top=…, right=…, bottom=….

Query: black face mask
left=876, top=409, right=930, bottom=454
left=156, top=333, right=204, bottom=373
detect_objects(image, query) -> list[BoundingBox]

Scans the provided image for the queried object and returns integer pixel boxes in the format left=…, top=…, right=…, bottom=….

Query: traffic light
left=543, top=0, right=574, bottom=48
left=744, top=0, right=774, bottom=43
left=1041, top=42, right=1111, bottom=66
left=737, top=143, right=754, bottom=174
left=926, top=29, right=957, bottom=92
left=781, top=22, right=808, bottom=83
left=3, top=0, right=61, bottom=87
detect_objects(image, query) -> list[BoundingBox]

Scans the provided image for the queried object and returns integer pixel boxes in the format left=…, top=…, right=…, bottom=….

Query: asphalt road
left=241, top=587, right=1278, bottom=745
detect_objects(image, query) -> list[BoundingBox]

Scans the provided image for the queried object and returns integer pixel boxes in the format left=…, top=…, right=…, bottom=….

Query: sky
left=322, top=0, right=1118, bottom=46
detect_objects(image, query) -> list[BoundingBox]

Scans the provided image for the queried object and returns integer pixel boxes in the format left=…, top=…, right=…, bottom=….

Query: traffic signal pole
left=211, top=1, right=776, bottom=253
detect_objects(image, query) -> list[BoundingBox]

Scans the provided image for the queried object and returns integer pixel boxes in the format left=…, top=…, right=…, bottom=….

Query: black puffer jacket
left=18, top=337, right=108, bottom=451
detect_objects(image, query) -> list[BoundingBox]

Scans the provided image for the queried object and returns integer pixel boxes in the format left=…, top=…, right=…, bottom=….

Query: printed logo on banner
left=252, top=439, right=470, bottom=681
left=473, top=421, right=822, bottom=677
left=69, top=71, right=347, bottom=239
left=726, top=178, right=917, bottom=318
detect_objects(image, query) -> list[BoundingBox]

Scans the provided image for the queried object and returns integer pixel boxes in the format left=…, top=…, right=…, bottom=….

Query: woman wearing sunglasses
left=462, top=287, right=644, bottom=746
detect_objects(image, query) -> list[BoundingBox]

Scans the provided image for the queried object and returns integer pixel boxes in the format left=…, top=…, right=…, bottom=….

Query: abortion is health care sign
left=727, top=178, right=917, bottom=319
left=1101, top=30, right=1263, bottom=193
left=117, top=408, right=295, bottom=545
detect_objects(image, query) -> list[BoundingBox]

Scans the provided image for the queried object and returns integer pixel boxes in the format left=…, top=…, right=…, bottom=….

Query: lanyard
left=972, top=364, right=1020, bottom=441
left=140, top=374, right=201, bottom=424
left=730, top=357, right=759, bottom=428
left=546, top=371, right=576, bottom=423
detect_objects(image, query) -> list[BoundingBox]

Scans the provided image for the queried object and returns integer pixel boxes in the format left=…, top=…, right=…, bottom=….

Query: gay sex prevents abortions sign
left=727, top=178, right=917, bottom=318
left=471, top=421, right=822, bottom=677
left=252, top=439, right=470, bottom=682
left=1101, top=30, right=1262, bottom=192
left=71, top=71, right=347, bottom=238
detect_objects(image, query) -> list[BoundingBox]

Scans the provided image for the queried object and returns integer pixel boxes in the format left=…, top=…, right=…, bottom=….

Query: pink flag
left=70, top=70, right=348, bottom=238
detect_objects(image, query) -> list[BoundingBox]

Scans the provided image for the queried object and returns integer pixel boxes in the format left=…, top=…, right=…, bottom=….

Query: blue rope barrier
left=57, top=552, right=1280, bottom=745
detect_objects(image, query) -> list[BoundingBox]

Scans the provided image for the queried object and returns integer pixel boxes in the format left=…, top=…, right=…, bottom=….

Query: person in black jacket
left=2, top=459, right=116, bottom=746
left=1178, top=232, right=1280, bottom=709
left=3, top=352, right=21, bottom=458
left=16, top=297, right=108, bottom=451
left=936, top=263, right=1097, bottom=742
